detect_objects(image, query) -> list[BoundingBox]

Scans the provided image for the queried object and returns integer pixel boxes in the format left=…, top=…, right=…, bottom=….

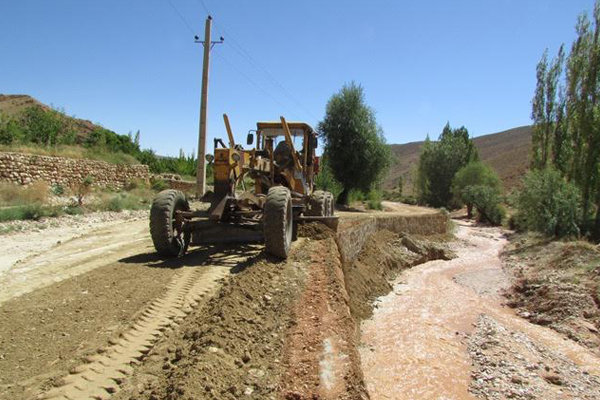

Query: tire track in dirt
left=39, top=265, right=231, bottom=400
left=0, top=219, right=150, bottom=305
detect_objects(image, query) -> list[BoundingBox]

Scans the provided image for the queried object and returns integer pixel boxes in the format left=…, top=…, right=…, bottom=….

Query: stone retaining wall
left=163, top=179, right=197, bottom=193
left=0, top=152, right=149, bottom=189
left=336, top=211, right=449, bottom=265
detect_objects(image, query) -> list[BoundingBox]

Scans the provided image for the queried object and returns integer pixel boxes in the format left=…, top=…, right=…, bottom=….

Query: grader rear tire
left=264, top=186, right=293, bottom=258
left=150, top=189, right=189, bottom=257
left=325, top=191, right=335, bottom=216
left=306, top=190, right=327, bottom=216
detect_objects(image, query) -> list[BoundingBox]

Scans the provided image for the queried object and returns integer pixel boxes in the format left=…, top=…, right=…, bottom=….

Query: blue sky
left=0, top=0, right=595, bottom=156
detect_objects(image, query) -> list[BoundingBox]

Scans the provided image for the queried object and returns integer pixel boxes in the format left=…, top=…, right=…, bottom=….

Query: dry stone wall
left=0, top=152, right=149, bottom=189
left=336, top=211, right=449, bottom=265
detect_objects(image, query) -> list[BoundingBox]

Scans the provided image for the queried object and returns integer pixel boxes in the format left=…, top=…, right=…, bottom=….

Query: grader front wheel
left=149, top=189, right=189, bottom=257
left=264, top=186, right=293, bottom=258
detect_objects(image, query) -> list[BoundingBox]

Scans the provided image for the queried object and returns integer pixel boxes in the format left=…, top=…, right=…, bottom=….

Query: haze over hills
left=385, top=125, right=533, bottom=194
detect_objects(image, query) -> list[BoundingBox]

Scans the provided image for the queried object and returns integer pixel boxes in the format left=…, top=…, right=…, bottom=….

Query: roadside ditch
left=113, top=211, right=452, bottom=400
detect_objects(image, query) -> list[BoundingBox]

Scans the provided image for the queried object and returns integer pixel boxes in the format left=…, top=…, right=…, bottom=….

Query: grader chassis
left=149, top=116, right=336, bottom=258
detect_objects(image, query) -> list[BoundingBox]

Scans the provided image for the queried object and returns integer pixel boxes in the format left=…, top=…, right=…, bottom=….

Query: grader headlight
left=231, top=152, right=241, bottom=163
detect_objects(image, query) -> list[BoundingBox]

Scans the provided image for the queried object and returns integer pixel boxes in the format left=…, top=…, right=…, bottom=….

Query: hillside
left=385, top=125, right=532, bottom=194
left=0, top=94, right=100, bottom=140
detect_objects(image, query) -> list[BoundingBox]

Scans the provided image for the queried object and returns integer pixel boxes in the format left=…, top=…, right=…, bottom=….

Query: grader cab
left=149, top=116, right=336, bottom=259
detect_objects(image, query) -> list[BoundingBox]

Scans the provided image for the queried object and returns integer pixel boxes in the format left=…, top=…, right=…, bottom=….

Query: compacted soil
left=0, top=210, right=149, bottom=304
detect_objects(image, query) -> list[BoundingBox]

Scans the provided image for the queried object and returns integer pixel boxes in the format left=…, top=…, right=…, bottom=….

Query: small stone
left=242, top=351, right=251, bottom=363
left=544, top=374, right=563, bottom=386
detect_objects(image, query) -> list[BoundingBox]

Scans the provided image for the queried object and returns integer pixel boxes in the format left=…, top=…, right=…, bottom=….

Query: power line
left=167, top=0, right=311, bottom=120
left=222, top=34, right=319, bottom=120
left=197, top=0, right=211, bottom=16
left=212, top=51, right=295, bottom=115
left=194, top=0, right=319, bottom=121
left=167, top=0, right=196, bottom=35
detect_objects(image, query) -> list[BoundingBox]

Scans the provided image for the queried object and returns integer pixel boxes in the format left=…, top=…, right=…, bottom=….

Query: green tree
left=0, top=114, right=24, bottom=145
left=396, top=176, right=403, bottom=195
left=314, top=154, right=343, bottom=201
left=452, top=161, right=501, bottom=218
left=318, top=82, right=390, bottom=205
left=531, top=47, right=566, bottom=169
left=513, top=168, right=582, bottom=237
left=530, top=1, right=600, bottom=238
left=417, top=123, right=478, bottom=208
left=461, top=185, right=504, bottom=225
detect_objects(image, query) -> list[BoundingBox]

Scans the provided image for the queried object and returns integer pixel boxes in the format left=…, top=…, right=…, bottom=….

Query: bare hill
left=385, top=125, right=532, bottom=194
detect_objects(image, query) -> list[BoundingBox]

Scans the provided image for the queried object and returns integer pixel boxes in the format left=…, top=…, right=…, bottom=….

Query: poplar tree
left=529, top=0, right=600, bottom=238
left=531, top=47, right=565, bottom=169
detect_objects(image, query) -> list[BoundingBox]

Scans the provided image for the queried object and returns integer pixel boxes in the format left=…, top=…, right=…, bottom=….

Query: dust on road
left=0, top=211, right=149, bottom=305
left=360, top=222, right=600, bottom=399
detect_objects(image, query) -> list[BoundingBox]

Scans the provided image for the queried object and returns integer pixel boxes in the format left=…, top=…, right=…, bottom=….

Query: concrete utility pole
left=194, top=16, right=223, bottom=198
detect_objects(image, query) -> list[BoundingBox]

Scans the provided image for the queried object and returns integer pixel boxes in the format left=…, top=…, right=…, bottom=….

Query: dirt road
left=0, top=213, right=259, bottom=400
left=0, top=217, right=151, bottom=305
left=9, top=207, right=595, bottom=399
left=360, top=222, right=600, bottom=399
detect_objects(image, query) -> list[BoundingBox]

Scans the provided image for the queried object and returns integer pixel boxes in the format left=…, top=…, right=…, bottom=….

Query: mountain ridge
left=385, top=125, right=532, bottom=194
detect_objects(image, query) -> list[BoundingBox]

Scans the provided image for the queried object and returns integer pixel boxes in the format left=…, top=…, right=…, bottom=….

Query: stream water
left=359, top=222, right=600, bottom=399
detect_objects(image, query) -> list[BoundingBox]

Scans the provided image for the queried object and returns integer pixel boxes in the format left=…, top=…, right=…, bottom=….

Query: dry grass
left=0, top=181, right=48, bottom=206
left=0, top=144, right=140, bottom=165
left=0, top=180, right=155, bottom=223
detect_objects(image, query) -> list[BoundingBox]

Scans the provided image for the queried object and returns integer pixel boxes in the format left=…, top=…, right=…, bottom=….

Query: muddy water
left=360, top=222, right=600, bottom=399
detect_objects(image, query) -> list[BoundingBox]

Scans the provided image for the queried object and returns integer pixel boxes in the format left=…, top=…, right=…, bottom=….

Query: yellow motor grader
left=149, top=116, right=336, bottom=258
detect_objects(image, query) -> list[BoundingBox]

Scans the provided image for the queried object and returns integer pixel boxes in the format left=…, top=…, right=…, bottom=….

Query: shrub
left=106, top=195, right=126, bottom=212
left=51, top=184, right=65, bottom=195
left=401, top=195, right=418, bottom=205
left=452, top=161, right=502, bottom=218
left=366, top=189, right=383, bottom=210
left=314, top=155, right=343, bottom=201
left=124, top=178, right=150, bottom=191
left=347, top=189, right=365, bottom=203
left=98, top=192, right=146, bottom=212
left=512, top=168, right=582, bottom=237
left=64, top=205, right=84, bottom=215
left=150, top=178, right=168, bottom=191
left=74, top=175, right=94, bottom=206
left=0, top=116, right=25, bottom=145
left=0, top=204, right=60, bottom=222
left=462, top=185, right=505, bottom=225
